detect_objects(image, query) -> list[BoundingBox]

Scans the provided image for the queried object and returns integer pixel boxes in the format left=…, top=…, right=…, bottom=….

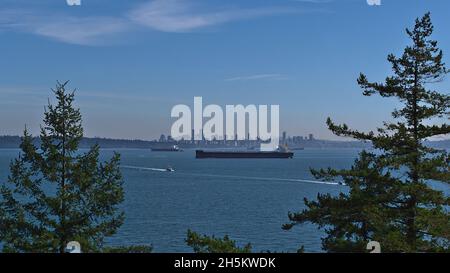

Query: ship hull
left=196, top=150, right=293, bottom=159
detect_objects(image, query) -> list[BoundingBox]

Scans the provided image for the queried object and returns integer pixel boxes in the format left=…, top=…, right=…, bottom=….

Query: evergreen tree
left=186, top=230, right=252, bottom=253
left=284, top=13, right=449, bottom=252
left=0, top=81, right=125, bottom=253
left=102, top=245, right=153, bottom=253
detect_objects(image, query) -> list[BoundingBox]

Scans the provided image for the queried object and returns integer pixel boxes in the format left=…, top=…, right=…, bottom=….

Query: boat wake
left=122, top=165, right=340, bottom=186
left=122, top=165, right=168, bottom=172
left=179, top=172, right=339, bottom=185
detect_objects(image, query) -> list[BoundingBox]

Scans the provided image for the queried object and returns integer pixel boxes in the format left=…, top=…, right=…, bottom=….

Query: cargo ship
left=151, top=145, right=183, bottom=152
left=196, top=146, right=293, bottom=159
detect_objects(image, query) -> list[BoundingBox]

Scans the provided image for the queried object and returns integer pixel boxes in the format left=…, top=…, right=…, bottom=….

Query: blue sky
left=0, top=0, right=449, bottom=140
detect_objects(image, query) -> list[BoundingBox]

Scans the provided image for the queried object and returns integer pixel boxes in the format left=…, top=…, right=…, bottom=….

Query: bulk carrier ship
left=196, top=145, right=294, bottom=159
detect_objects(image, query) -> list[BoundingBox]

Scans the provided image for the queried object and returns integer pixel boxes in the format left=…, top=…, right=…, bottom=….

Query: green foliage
left=102, top=245, right=153, bottom=253
left=0, top=81, right=125, bottom=253
left=284, top=13, right=450, bottom=253
left=186, top=230, right=252, bottom=253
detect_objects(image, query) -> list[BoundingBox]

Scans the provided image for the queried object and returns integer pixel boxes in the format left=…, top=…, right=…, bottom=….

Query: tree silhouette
left=284, top=13, right=449, bottom=252
left=0, top=82, right=125, bottom=252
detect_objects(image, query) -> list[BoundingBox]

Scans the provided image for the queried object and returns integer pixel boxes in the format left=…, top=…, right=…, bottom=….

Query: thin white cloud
left=33, top=17, right=128, bottom=45
left=128, top=0, right=297, bottom=33
left=225, top=74, right=287, bottom=82
left=0, top=9, right=129, bottom=45
left=0, top=0, right=305, bottom=44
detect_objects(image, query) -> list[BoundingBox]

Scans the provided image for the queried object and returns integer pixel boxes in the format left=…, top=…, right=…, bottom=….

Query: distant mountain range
left=0, top=135, right=448, bottom=149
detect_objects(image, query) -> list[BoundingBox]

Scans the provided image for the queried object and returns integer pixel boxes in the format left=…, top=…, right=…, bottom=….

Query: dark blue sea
left=0, top=148, right=448, bottom=252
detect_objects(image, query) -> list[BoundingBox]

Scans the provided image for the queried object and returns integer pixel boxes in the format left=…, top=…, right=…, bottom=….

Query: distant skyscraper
left=191, top=129, right=194, bottom=142
left=282, top=131, right=287, bottom=143
left=159, top=134, right=166, bottom=142
left=309, top=134, right=314, bottom=141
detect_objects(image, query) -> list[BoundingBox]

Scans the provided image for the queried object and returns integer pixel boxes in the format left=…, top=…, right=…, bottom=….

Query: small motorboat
left=166, top=166, right=175, bottom=172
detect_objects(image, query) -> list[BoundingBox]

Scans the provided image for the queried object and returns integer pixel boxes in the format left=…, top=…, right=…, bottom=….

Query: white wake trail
left=122, top=165, right=340, bottom=186
left=122, top=165, right=167, bottom=172
left=179, top=172, right=339, bottom=186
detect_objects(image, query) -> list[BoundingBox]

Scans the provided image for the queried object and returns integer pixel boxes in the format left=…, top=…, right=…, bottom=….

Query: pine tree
left=284, top=13, right=449, bottom=252
left=0, top=81, right=125, bottom=253
left=186, top=230, right=252, bottom=253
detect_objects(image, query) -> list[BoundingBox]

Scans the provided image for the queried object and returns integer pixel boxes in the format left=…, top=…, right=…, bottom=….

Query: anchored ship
left=196, top=145, right=294, bottom=159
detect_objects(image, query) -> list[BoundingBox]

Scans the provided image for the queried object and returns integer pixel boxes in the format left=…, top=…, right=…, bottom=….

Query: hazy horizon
left=1, top=0, right=449, bottom=141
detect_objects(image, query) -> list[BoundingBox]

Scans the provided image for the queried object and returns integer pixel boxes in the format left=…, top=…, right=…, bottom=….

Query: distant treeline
left=0, top=136, right=155, bottom=149
left=0, top=135, right=448, bottom=149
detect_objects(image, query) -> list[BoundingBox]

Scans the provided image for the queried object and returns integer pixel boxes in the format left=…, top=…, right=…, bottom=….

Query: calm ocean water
left=0, top=148, right=448, bottom=252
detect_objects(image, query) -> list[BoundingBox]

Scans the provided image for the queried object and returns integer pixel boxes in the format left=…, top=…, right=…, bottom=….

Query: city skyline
left=1, top=0, right=449, bottom=141
left=157, top=130, right=315, bottom=142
